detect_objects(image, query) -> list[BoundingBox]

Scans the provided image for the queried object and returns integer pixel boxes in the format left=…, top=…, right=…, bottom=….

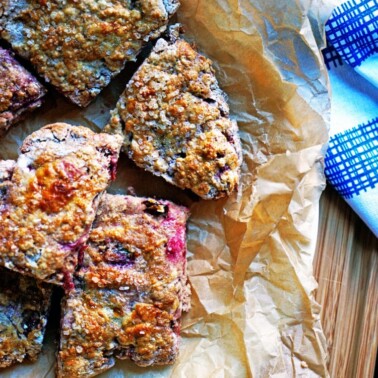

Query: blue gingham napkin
left=322, top=0, right=378, bottom=237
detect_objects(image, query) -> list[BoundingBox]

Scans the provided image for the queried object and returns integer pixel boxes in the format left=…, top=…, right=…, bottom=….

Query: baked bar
left=0, top=123, right=123, bottom=285
left=0, top=267, right=52, bottom=368
left=0, top=47, right=46, bottom=135
left=0, top=0, right=180, bottom=107
left=0, top=161, right=52, bottom=368
left=105, top=30, right=242, bottom=199
left=58, top=193, right=190, bottom=377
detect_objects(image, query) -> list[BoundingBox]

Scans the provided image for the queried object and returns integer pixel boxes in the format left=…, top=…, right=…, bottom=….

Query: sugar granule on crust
left=57, top=193, right=190, bottom=377
left=0, top=0, right=180, bottom=107
left=0, top=123, right=123, bottom=285
left=105, top=31, right=242, bottom=199
left=0, top=47, right=46, bottom=135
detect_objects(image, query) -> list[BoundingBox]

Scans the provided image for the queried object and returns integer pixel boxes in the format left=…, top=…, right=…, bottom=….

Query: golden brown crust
left=105, top=34, right=242, bottom=199
left=58, top=194, right=190, bottom=378
left=0, top=0, right=180, bottom=107
left=0, top=47, right=46, bottom=134
left=0, top=267, right=52, bottom=368
left=0, top=123, right=123, bottom=285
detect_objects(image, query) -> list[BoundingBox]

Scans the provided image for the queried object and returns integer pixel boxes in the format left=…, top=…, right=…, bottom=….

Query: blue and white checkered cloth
left=322, top=0, right=378, bottom=237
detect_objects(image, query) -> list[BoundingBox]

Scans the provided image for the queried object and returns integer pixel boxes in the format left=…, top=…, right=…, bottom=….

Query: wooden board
left=314, top=186, right=378, bottom=378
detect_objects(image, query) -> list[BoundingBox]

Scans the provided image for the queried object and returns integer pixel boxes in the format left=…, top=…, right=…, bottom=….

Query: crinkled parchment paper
left=0, top=0, right=335, bottom=377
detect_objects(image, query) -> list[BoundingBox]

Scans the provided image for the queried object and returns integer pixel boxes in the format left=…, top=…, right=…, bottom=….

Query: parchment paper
left=0, top=1, right=335, bottom=377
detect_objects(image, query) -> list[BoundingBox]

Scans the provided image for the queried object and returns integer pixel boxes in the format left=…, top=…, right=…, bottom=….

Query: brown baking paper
left=0, top=0, right=335, bottom=377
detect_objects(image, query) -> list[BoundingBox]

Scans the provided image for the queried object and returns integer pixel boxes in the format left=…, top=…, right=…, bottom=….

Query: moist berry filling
left=109, top=156, right=118, bottom=181
left=97, top=147, right=120, bottom=181
left=216, top=164, right=230, bottom=179
left=101, top=240, right=136, bottom=267
left=143, top=199, right=168, bottom=217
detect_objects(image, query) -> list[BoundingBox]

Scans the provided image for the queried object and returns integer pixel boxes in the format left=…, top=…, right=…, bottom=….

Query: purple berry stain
left=163, top=209, right=186, bottom=262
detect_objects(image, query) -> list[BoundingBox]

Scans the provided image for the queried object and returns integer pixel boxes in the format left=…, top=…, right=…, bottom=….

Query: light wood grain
left=314, top=186, right=378, bottom=378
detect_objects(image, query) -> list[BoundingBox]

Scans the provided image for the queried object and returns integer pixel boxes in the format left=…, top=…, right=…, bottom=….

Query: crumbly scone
left=0, top=267, right=52, bottom=368
left=0, top=0, right=180, bottom=107
left=0, top=47, right=46, bottom=135
left=105, top=31, right=242, bottom=199
left=0, top=123, right=123, bottom=285
left=58, top=194, right=190, bottom=378
left=0, top=161, right=52, bottom=368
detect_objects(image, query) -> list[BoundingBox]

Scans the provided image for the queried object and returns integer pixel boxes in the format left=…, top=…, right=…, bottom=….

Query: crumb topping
left=58, top=194, right=190, bottom=377
left=0, top=0, right=179, bottom=106
left=106, top=37, right=242, bottom=199
left=0, top=123, right=123, bottom=284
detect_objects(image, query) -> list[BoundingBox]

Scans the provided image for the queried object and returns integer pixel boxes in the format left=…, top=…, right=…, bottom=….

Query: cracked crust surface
left=58, top=193, right=190, bottom=378
left=0, top=0, right=180, bottom=107
left=0, top=47, right=46, bottom=135
left=0, top=123, right=123, bottom=285
left=0, top=267, right=52, bottom=368
left=105, top=34, right=242, bottom=199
